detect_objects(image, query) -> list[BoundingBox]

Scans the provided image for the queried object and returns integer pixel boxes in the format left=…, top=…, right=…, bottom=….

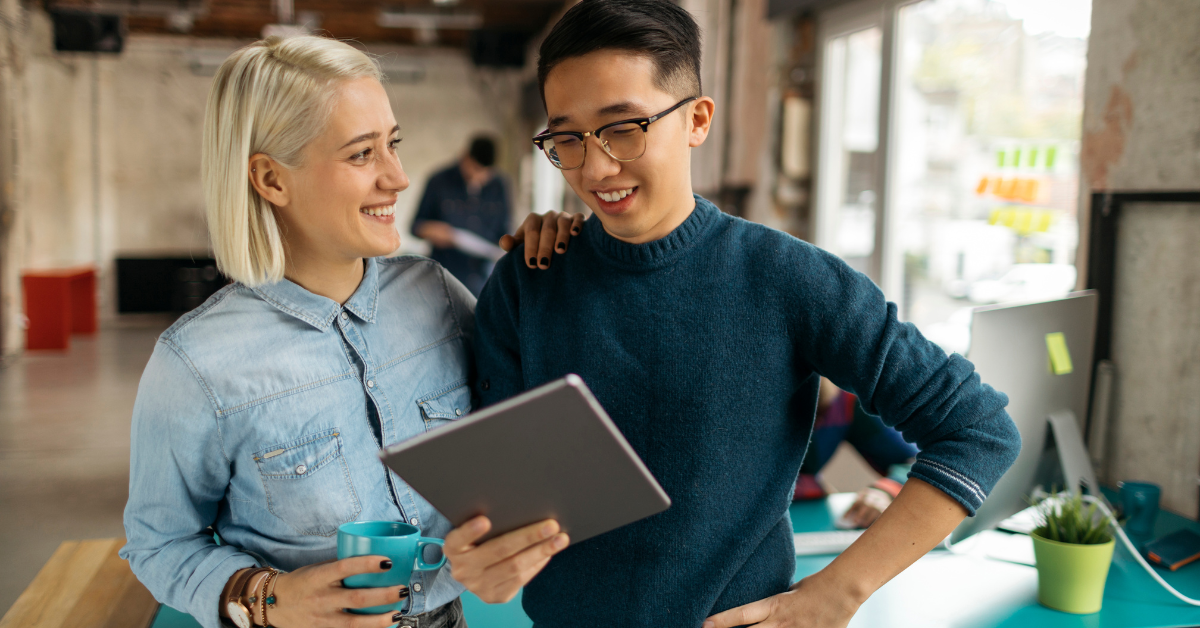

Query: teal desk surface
left=152, top=495, right=1200, bottom=628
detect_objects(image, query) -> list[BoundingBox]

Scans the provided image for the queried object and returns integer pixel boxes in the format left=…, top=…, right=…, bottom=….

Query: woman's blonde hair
left=203, top=36, right=382, bottom=286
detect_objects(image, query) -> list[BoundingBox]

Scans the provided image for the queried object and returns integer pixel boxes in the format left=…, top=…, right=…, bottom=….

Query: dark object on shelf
left=116, top=256, right=228, bottom=314
left=767, top=0, right=855, bottom=19
left=49, top=9, right=125, bottom=53
left=470, top=29, right=531, bottom=68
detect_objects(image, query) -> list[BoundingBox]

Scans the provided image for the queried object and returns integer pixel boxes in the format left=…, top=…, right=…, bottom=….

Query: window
left=815, top=0, right=1090, bottom=353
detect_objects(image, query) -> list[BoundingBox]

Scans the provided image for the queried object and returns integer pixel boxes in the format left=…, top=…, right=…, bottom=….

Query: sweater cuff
left=908, top=458, right=987, bottom=516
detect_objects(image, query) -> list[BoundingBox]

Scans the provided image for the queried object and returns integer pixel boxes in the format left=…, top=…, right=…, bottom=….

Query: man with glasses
left=452, top=1, right=1022, bottom=626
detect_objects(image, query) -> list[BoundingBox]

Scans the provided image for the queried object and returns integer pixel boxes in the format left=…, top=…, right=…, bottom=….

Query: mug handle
left=415, top=538, right=446, bottom=571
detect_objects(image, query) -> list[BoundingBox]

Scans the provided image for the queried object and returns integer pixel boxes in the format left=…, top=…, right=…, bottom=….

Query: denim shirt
left=120, top=257, right=474, bottom=628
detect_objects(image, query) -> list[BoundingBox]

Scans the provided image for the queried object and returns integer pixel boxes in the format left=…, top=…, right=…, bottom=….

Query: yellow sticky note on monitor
left=1046, top=332, right=1073, bottom=375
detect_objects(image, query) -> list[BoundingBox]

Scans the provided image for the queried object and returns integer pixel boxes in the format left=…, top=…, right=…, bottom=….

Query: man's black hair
left=537, top=0, right=702, bottom=105
left=468, top=136, right=496, bottom=167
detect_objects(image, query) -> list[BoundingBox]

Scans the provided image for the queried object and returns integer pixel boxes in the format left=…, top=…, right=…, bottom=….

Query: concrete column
left=1080, top=0, right=1200, bottom=515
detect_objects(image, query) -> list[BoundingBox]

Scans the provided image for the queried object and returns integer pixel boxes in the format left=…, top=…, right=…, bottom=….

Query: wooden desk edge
left=0, top=538, right=158, bottom=628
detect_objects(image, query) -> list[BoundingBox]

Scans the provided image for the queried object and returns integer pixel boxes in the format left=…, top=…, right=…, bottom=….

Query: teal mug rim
left=337, top=520, right=421, bottom=538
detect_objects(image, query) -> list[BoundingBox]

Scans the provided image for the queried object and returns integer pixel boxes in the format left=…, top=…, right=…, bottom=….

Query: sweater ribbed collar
left=585, top=194, right=719, bottom=269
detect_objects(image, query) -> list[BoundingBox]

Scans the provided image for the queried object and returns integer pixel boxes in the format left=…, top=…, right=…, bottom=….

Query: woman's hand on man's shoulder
left=500, top=211, right=586, bottom=270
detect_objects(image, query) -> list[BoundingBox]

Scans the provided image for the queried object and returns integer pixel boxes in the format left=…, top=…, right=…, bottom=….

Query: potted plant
left=1030, top=492, right=1116, bottom=614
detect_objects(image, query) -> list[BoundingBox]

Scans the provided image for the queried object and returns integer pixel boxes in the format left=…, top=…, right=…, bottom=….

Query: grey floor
left=0, top=315, right=173, bottom=615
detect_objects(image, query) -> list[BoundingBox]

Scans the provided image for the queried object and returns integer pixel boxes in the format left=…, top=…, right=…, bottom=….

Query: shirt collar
left=251, top=257, right=380, bottom=330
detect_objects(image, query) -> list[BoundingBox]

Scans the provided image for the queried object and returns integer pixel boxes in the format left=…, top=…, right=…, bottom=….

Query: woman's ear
left=248, top=154, right=289, bottom=207
left=687, top=97, right=716, bottom=148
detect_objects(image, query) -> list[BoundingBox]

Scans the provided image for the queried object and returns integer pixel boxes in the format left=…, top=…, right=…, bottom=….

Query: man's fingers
left=536, top=212, right=557, bottom=268
left=703, top=597, right=774, bottom=628
left=499, top=233, right=517, bottom=252
left=483, top=532, right=568, bottom=585
left=570, top=212, right=585, bottom=235
left=445, top=516, right=492, bottom=554
left=470, top=519, right=560, bottom=565
left=554, top=214, right=573, bottom=254
left=478, top=554, right=554, bottom=604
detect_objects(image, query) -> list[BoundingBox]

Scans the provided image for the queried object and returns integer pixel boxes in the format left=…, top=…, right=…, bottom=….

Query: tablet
left=380, top=375, right=671, bottom=545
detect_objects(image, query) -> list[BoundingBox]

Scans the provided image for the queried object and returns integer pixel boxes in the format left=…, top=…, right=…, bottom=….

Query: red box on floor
left=22, top=266, right=97, bottom=350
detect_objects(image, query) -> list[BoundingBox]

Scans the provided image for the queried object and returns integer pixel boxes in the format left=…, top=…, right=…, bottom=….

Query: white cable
left=1081, top=495, right=1200, bottom=606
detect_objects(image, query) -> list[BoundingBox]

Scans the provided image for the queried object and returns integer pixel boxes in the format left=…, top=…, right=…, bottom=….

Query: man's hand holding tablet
left=443, top=517, right=569, bottom=603
left=381, top=376, right=671, bottom=603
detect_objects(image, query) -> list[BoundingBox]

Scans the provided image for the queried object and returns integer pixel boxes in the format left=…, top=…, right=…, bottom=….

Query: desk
left=0, top=538, right=158, bottom=628
left=143, top=498, right=1200, bottom=628
left=791, top=494, right=1200, bottom=628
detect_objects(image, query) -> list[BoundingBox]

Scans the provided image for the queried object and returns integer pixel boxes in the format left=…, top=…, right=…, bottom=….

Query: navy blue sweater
left=472, top=196, right=1020, bottom=627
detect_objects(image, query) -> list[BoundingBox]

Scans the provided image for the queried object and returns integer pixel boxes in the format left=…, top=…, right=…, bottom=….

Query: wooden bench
left=0, top=538, right=159, bottom=628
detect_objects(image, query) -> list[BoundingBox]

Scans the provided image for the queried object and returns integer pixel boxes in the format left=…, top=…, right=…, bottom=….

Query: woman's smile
left=360, top=200, right=397, bottom=222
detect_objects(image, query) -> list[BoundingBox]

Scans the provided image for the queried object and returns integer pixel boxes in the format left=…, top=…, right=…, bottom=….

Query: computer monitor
left=950, top=291, right=1100, bottom=543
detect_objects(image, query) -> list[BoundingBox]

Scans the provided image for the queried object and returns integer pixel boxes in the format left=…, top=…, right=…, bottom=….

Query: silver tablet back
left=380, top=375, right=671, bottom=545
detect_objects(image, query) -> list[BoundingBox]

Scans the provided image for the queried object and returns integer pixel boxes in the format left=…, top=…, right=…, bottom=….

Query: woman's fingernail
left=540, top=257, right=549, bottom=266
left=556, top=243, right=565, bottom=252
left=399, top=586, right=409, bottom=599
left=380, top=559, right=393, bottom=570
left=572, top=229, right=580, bottom=235
left=553, top=534, right=568, bottom=550
left=393, top=612, right=404, bottom=621
left=541, top=522, right=556, bottom=538
left=529, top=257, right=537, bottom=265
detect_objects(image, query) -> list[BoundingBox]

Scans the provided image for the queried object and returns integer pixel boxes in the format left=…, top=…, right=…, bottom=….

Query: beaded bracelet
left=258, top=568, right=280, bottom=627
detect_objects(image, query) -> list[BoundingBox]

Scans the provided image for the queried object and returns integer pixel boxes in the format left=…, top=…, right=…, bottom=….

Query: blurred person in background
left=795, top=378, right=918, bottom=529
left=413, top=136, right=513, bottom=296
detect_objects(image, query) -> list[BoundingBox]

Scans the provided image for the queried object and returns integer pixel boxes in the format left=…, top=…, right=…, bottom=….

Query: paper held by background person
left=451, top=227, right=506, bottom=261
left=380, top=375, right=671, bottom=545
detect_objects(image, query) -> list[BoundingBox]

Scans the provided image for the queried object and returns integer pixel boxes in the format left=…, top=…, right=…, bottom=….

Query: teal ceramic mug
left=336, top=521, right=447, bottom=615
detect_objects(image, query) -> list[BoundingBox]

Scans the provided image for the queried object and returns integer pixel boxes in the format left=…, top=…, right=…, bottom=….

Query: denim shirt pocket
left=254, top=427, right=362, bottom=537
left=416, top=382, right=472, bottom=431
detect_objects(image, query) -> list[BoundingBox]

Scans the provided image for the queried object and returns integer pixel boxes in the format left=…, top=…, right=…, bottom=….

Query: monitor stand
left=1045, top=409, right=1103, bottom=501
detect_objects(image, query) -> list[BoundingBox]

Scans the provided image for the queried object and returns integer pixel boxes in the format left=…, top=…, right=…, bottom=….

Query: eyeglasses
left=532, top=97, right=698, bottom=171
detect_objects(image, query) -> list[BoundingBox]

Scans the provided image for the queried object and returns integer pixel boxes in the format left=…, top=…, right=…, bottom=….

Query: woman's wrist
left=219, top=568, right=253, bottom=619
left=245, top=570, right=271, bottom=626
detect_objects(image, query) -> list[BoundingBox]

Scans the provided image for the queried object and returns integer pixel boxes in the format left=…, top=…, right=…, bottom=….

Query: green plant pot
left=1030, top=531, right=1115, bottom=614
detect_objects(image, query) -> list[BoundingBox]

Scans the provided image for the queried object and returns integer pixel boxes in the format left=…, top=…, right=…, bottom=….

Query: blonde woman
left=121, top=36, right=577, bottom=628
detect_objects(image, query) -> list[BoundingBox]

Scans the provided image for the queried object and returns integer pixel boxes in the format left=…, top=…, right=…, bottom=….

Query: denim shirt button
left=295, top=464, right=307, bottom=475
left=410, top=517, right=418, bottom=525
left=340, top=311, right=348, bottom=320
left=412, top=583, right=422, bottom=592
left=454, top=408, right=462, bottom=416
left=366, top=380, right=375, bottom=388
